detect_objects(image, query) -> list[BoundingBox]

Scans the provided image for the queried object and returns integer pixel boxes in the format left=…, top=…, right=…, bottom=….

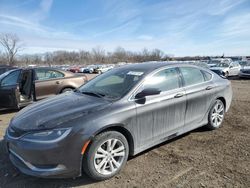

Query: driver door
left=0, top=70, right=21, bottom=109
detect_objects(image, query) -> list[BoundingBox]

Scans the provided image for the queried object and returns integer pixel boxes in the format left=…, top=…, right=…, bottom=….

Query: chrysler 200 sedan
left=4, top=62, right=232, bottom=180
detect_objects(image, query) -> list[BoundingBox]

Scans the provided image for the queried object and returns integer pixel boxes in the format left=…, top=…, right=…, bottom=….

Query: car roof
left=118, top=61, right=205, bottom=72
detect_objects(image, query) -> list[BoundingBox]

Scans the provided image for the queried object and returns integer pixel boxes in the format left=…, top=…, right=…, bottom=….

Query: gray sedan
left=4, top=62, right=232, bottom=180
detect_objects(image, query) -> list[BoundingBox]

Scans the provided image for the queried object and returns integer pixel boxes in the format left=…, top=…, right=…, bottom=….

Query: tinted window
left=180, top=67, right=204, bottom=86
left=35, top=69, right=64, bottom=80
left=1, top=70, right=20, bottom=86
left=143, top=68, right=180, bottom=92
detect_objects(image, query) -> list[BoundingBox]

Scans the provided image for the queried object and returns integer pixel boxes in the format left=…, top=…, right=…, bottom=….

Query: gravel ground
left=0, top=79, right=249, bottom=188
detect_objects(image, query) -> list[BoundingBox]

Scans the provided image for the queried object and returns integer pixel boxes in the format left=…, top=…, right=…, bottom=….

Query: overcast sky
left=0, top=0, right=250, bottom=56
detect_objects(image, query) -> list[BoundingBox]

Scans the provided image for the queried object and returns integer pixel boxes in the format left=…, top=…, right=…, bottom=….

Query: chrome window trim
left=128, top=65, right=214, bottom=102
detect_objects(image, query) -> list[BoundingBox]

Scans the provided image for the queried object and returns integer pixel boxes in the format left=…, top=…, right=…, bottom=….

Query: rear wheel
left=206, top=99, right=225, bottom=130
left=83, top=131, right=129, bottom=180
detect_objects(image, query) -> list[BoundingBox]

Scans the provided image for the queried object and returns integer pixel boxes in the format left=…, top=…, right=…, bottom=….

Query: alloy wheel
left=211, top=100, right=225, bottom=127
left=94, top=138, right=125, bottom=175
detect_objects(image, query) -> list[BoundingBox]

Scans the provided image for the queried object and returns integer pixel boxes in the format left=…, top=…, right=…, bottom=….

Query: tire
left=83, top=131, right=129, bottom=180
left=206, top=99, right=225, bottom=130
left=61, top=88, right=73, bottom=93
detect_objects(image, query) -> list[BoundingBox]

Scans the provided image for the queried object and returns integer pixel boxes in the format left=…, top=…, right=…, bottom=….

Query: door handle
left=56, top=81, right=61, bottom=84
left=174, top=93, right=184, bottom=98
left=206, top=86, right=213, bottom=90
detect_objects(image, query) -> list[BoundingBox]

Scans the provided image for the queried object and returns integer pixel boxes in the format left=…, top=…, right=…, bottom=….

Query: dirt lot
left=0, top=79, right=249, bottom=188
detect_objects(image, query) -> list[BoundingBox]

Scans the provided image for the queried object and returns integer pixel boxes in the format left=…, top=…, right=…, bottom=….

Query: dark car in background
left=4, top=62, right=232, bottom=180
left=80, top=65, right=97, bottom=73
left=0, top=65, right=16, bottom=75
left=239, top=61, right=250, bottom=78
left=0, top=67, right=87, bottom=109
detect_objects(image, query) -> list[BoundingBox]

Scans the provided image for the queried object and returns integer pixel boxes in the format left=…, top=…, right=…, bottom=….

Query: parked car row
left=206, top=58, right=247, bottom=78
left=0, top=67, right=87, bottom=109
left=54, top=64, right=116, bottom=74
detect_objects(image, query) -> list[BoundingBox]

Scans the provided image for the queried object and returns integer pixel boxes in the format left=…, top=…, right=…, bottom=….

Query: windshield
left=78, top=68, right=145, bottom=100
left=216, top=63, right=229, bottom=67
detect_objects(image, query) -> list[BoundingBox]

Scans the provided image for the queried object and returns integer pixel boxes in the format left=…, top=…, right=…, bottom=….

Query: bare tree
left=91, top=46, right=106, bottom=64
left=0, top=33, right=22, bottom=66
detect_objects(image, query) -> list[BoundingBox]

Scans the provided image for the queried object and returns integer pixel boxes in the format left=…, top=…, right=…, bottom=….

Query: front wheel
left=83, top=131, right=129, bottom=180
left=61, top=88, right=73, bottom=93
left=206, top=99, right=225, bottom=130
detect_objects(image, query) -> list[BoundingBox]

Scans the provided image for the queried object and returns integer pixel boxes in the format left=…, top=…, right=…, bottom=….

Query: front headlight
left=21, top=128, right=71, bottom=143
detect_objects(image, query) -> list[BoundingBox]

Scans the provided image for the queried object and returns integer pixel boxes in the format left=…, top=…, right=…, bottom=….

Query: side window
left=47, top=70, right=64, bottom=79
left=143, top=68, right=180, bottom=92
left=1, top=71, right=20, bottom=86
left=35, top=69, right=46, bottom=80
left=202, top=70, right=212, bottom=81
left=35, top=69, right=64, bottom=80
left=179, top=67, right=205, bottom=86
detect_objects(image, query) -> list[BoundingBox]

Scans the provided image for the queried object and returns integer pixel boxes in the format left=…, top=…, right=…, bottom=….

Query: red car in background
left=68, top=66, right=81, bottom=73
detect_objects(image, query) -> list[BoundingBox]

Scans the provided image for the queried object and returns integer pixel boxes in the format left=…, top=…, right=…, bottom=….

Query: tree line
left=0, top=33, right=173, bottom=66
left=0, top=32, right=213, bottom=67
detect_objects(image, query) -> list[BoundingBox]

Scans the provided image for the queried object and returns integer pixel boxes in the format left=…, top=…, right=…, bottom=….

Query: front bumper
left=5, top=130, right=90, bottom=178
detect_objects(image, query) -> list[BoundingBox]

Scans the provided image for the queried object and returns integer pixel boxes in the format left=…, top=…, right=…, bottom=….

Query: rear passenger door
left=34, top=68, right=65, bottom=100
left=179, top=67, right=216, bottom=130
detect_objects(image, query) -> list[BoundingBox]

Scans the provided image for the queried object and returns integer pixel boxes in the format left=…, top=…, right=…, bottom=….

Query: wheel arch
left=79, top=124, right=135, bottom=177
left=93, top=124, right=135, bottom=156
left=59, top=86, right=76, bottom=93
left=216, top=96, right=226, bottom=110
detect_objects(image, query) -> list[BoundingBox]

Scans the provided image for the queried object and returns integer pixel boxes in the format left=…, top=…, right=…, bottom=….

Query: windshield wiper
left=81, top=91, right=106, bottom=98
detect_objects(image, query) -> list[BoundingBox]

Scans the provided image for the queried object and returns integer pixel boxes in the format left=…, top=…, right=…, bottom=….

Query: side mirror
left=229, top=65, right=233, bottom=68
left=135, top=88, right=161, bottom=99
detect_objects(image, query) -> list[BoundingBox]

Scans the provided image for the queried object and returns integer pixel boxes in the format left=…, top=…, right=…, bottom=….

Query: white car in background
left=80, top=65, right=97, bottom=73
left=208, top=58, right=241, bottom=77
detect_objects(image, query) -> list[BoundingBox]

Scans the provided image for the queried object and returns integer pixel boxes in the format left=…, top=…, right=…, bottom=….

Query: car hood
left=10, top=92, right=112, bottom=132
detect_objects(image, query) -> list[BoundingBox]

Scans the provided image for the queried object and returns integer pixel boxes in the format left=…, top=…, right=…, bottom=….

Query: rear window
left=35, top=69, right=64, bottom=80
